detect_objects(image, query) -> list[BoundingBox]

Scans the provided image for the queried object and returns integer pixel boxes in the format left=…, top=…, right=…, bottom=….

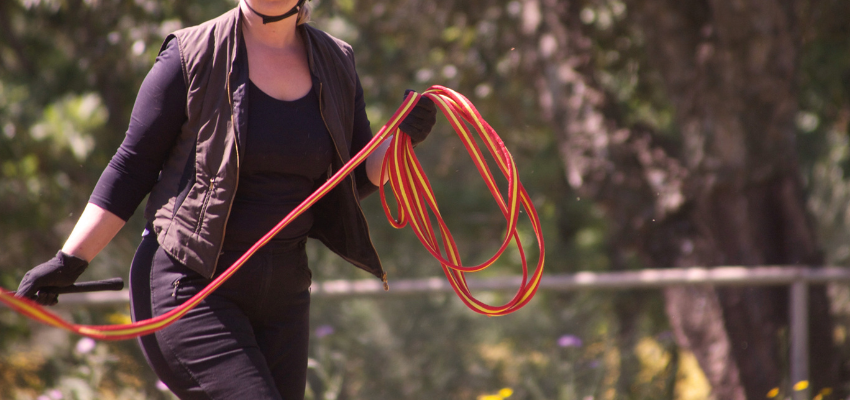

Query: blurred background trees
left=1, top=0, right=850, bottom=399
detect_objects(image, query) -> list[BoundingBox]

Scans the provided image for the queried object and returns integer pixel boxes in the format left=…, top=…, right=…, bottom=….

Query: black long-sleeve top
left=90, top=40, right=376, bottom=251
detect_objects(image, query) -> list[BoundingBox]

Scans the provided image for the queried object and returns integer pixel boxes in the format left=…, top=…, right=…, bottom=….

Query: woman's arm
left=89, top=38, right=187, bottom=220
left=16, top=40, right=187, bottom=303
left=352, top=82, right=436, bottom=192
left=15, top=203, right=126, bottom=302
left=61, top=203, right=126, bottom=262
left=54, top=40, right=186, bottom=260
left=365, top=137, right=392, bottom=187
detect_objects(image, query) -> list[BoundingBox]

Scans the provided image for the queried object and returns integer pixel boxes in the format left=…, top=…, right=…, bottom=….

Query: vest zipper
left=317, top=82, right=388, bottom=291
left=194, top=177, right=216, bottom=236
left=210, top=56, right=241, bottom=278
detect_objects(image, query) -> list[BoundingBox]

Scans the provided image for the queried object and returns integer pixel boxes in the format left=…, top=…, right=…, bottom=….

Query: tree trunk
left=529, top=0, right=840, bottom=397
left=628, top=0, right=839, bottom=397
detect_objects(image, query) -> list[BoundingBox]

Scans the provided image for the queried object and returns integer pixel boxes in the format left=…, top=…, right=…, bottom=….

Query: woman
left=14, top=1, right=437, bottom=398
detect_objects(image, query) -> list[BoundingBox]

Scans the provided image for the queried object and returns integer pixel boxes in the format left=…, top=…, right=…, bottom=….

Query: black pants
left=129, top=229, right=313, bottom=400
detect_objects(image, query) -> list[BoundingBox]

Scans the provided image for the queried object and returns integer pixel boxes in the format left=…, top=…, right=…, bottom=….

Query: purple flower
left=315, top=325, right=334, bottom=338
left=656, top=331, right=674, bottom=342
left=75, top=338, right=96, bottom=354
left=557, top=334, right=582, bottom=348
left=48, top=390, right=63, bottom=400
left=156, top=381, right=169, bottom=391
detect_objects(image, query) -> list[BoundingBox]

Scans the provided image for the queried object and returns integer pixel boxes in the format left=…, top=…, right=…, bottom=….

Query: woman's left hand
left=399, top=90, right=437, bottom=147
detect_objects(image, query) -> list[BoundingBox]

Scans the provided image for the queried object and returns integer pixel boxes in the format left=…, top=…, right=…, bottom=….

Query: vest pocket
left=193, top=177, right=216, bottom=236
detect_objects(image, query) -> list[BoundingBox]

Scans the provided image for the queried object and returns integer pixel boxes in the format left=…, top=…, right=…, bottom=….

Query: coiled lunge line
left=382, top=87, right=544, bottom=315
left=0, top=85, right=544, bottom=339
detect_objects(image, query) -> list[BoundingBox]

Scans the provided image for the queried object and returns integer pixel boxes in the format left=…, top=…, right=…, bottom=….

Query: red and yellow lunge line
left=0, top=86, right=545, bottom=339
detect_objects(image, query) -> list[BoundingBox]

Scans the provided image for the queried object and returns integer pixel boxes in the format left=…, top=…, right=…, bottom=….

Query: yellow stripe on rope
left=0, top=85, right=544, bottom=338
left=382, top=87, right=544, bottom=316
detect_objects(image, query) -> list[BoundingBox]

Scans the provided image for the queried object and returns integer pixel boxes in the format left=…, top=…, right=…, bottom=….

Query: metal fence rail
left=5, top=266, right=850, bottom=400
left=327, top=266, right=850, bottom=400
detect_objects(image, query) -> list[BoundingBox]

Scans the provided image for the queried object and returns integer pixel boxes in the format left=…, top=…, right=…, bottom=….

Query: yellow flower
left=793, top=381, right=810, bottom=391
left=766, top=387, right=780, bottom=398
left=108, top=312, right=132, bottom=325
left=477, top=388, right=514, bottom=400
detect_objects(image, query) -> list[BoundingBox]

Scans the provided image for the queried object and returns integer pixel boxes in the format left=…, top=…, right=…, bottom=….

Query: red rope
left=0, top=85, right=544, bottom=338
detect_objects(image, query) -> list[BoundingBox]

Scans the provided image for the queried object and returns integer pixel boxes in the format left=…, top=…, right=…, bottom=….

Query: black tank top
left=221, top=80, right=333, bottom=250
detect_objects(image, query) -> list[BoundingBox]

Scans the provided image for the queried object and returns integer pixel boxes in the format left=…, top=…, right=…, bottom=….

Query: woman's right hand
left=399, top=89, right=437, bottom=147
left=16, top=251, right=89, bottom=305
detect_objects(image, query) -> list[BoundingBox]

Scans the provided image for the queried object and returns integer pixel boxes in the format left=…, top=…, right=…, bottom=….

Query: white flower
left=75, top=337, right=96, bottom=354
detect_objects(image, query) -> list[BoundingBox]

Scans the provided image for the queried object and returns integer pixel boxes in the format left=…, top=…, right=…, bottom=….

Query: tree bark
left=628, top=0, right=839, bottom=397
left=530, top=0, right=840, bottom=397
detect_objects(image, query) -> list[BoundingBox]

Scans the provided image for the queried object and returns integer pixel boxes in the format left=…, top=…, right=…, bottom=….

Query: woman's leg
left=130, top=230, right=203, bottom=397
left=254, top=289, right=311, bottom=399
left=238, top=241, right=312, bottom=400
left=130, top=232, right=284, bottom=400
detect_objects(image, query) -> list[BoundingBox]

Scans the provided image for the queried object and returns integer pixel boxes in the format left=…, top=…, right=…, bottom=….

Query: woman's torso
left=221, top=80, right=333, bottom=250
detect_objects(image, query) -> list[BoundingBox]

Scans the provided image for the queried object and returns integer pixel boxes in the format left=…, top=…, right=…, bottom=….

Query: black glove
left=16, top=251, right=89, bottom=306
left=399, top=89, right=437, bottom=147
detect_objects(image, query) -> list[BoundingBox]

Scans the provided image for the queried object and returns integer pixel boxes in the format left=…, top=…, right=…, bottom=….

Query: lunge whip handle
left=11, top=278, right=125, bottom=296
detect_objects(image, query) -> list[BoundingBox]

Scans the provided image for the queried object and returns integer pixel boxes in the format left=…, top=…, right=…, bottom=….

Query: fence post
left=790, top=280, right=809, bottom=400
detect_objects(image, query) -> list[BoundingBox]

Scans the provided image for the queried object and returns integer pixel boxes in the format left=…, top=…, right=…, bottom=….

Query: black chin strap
left=244, top=0, right=308, bottom=24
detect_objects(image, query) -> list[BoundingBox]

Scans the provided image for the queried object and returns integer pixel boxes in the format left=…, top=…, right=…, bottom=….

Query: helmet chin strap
left=244, top=0, right=308, bottom=24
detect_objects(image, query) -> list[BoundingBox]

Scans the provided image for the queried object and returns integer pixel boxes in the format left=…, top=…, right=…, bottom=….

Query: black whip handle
left=34, top=278, right=125, bottom=295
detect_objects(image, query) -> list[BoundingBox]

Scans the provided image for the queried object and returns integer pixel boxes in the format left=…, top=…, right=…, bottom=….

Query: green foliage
left=1, top=0, right=849, bottom=398
left=0, top=306, right=169, bottom=400
left=306, top=292, right=620, bottom=399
